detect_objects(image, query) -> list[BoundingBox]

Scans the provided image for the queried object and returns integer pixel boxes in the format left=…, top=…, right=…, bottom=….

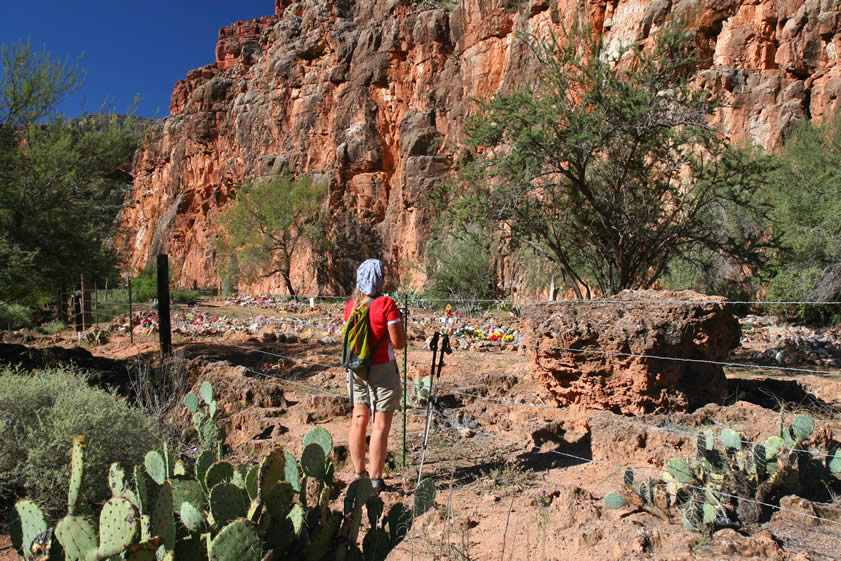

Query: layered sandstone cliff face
left=117, top=0, right=841, bottom=293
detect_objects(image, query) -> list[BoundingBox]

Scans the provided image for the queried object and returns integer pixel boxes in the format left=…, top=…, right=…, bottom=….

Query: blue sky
left=2, top=1, right=274, bottom=119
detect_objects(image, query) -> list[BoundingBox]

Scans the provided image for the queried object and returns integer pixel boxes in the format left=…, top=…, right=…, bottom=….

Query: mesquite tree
left=218, top=175, right=327, bottom=299
left=453, top=19, right=772, bottom=298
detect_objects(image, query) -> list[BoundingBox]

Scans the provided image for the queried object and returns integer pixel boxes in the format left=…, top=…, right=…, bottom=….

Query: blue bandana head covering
left=356, top=259, right=384, bottom=296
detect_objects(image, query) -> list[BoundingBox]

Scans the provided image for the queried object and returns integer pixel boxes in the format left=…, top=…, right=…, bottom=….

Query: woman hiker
left=344, top=258, right=406, bottom=493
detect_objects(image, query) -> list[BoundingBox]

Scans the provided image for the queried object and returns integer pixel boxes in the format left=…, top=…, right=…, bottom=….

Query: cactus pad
left=829, top=449, right=841, bottom=474
left=244, top=466, right=259, bottom=501
left=667, top=457, right=694, bottom=483
left=414, top=478, right=436, bottom=518
left=210, top=483, right=249, bottom=528
left=302, top=427, right=333, bottom=458
left=301, top=443, right=326, bottom=480
left=765, top=436, right=786, bottom=460
left=184, top=393, right=199, bottom=413
left=15, top=499, right=47, bottom=555
left=55, top=515, right=97, bottom=561
left=258, top=447, right=286, bottom=502
left=179, top=502, right=207, bottom=533
left=150, top=481, right=175, bottom=551
left=386, top=503, right=412, bottom=547
left=623, top=468, right=634, bottom=487
left=265, top=481, right=294, bottom=521
left=702, top=503, right=716, bottom=525
left=362, top=527, right=390, bottom=561
left=170, top=479, right=207, bottom=514
left=200, top=382, right=214, bottom=405
left=195, top=450, right=216, bottom=491
left=144, top=451, right=167, bottom=485
left=208, top=519, right=260, bottom=561
left=604, top=492, right=627, bottom=509
left=109, top=463, right=127, bottom=497
left=720, top=428, right=742, bottom=451
left=791, top=414, right=815, bottom=441
left=205, top=461, right=235, bottom=490
left=284, top=451, right=300, bottom=492
left=96, top=497, right=140, bottom=559
left=287, top=504, right=306, bottom=536
left=68, top=435, right=86, bottom=515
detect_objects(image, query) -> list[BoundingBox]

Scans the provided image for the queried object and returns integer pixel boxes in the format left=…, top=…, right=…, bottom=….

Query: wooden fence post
left=157, top=254, right=172, bottom=357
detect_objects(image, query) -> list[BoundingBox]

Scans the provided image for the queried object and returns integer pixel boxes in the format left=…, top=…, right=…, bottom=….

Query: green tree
left=767, top=112, right=841, bottom=319
left=0, top=42, right=140, bottom=304
left=219, top=175, right=328, bottom=298
left=452, top=19, right=772, bottom=298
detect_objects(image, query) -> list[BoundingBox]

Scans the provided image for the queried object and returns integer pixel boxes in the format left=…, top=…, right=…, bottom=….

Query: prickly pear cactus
left=208, top=519, right=261, bottom=561
left=414, top=478, right=436, bottom=518
left=301, top=443, right=327, bottom=480
left=144, top=451, right=167, bottom=486
left=179, top=501, right=207, bottom=534
left=791, top=414, right=815, bottom=442
left=14, top=499, right=48, bottom=558
left=95, top=497, right=140, bottom=559
left=108, top=463, right=127, bottom=498
left=303, top=427, right=333, bottom=458
left=209, top=483, right=249, bottom=528
left=68, top=435, right=86, bottom=515
left=195, top=450, right=216, bottom=491
left=199, top=382, right=214, bottom=406
left=150, top=481, right=176, bottom=551
left=205, top=461, right=235, bottom=490
left=55, top=515, right=97, bottom=561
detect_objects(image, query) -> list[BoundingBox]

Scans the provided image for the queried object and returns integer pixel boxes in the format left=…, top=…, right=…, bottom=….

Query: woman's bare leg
left=368, top=410, right=394, bottom=479
left=349, top=404, right=370, bottom=475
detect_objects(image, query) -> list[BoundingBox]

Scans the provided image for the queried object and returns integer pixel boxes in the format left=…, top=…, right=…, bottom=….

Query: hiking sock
left=355, top=471, right=370, bottom=480
left=370, top=478, right=386, bottom=493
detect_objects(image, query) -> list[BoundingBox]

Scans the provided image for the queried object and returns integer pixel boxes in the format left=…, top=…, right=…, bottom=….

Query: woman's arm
left=388, top=319, right=406, bottom=350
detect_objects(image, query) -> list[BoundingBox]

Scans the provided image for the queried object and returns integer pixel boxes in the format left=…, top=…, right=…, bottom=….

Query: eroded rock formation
left=522, top=290, right=741, bottom=414
left=118, top=0, right=841, bottom=292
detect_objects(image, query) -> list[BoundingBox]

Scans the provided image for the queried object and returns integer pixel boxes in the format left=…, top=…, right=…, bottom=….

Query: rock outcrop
left=118, top=0, right=841, bottom=292
left=522, top=290, right=741, bottom=414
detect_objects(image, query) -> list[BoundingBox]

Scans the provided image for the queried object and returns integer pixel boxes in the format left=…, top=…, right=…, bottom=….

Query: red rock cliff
left=117, top=0, right=841, bottom=293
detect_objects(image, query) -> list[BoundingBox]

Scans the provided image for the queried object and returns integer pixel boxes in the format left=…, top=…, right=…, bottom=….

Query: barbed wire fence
left=217, top=307, right=841, bottom=560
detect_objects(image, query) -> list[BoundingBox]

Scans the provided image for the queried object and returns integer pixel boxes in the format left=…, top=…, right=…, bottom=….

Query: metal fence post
left=128, top=276, right=133, bottom=345
left=157, top=254, right=172, bottom=357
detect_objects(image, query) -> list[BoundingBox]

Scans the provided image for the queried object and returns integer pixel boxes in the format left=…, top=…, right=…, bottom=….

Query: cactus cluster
left=11, top=382, right=437, bottom=561
left=184, top=381, right=226, bottom=457
left=605, top=412, right=841, bottom=534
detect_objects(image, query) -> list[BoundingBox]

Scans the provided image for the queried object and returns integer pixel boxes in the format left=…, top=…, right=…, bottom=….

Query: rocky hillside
left=116, top=0, right=841, bottom=293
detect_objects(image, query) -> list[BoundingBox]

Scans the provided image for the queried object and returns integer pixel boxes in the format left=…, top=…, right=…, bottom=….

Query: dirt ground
left=3, top=300, right=841, bottom=560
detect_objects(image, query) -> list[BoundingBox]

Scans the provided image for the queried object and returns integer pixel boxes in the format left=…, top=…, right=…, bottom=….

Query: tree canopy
left=0, top=42, right=140, bottom=304
left=448, top=19, right=772, bottom=298
left=218, top=175, right=328, bottom=298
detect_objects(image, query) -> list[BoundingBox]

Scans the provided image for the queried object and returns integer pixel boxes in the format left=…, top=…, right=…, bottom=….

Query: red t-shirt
left=344, top=296, right=402, bottom=364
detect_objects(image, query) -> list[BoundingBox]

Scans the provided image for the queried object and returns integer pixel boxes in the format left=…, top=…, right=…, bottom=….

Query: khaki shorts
left=348, top=360, right=402, bottom=412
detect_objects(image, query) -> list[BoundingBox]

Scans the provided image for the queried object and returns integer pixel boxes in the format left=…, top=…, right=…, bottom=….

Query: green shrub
left=0, top=366, right=161, bottom=516
left=424, top=234, right=499, bottom=310
left=0, top=301, right=32, bottom=330
left=37, top=321, right=67, bottom=335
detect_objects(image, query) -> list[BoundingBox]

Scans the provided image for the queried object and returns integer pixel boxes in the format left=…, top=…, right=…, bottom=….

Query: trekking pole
left=418, top=332, right=451, bottom=485
left=401, top=294, right=409, bottom=468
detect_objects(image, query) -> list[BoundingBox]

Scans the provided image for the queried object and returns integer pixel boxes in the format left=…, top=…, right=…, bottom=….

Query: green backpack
left=341, top=296, right=386, bottom=374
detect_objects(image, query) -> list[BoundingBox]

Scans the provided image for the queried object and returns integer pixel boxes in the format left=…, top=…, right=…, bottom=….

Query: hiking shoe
left=370, top=478, right=388, bottom=494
